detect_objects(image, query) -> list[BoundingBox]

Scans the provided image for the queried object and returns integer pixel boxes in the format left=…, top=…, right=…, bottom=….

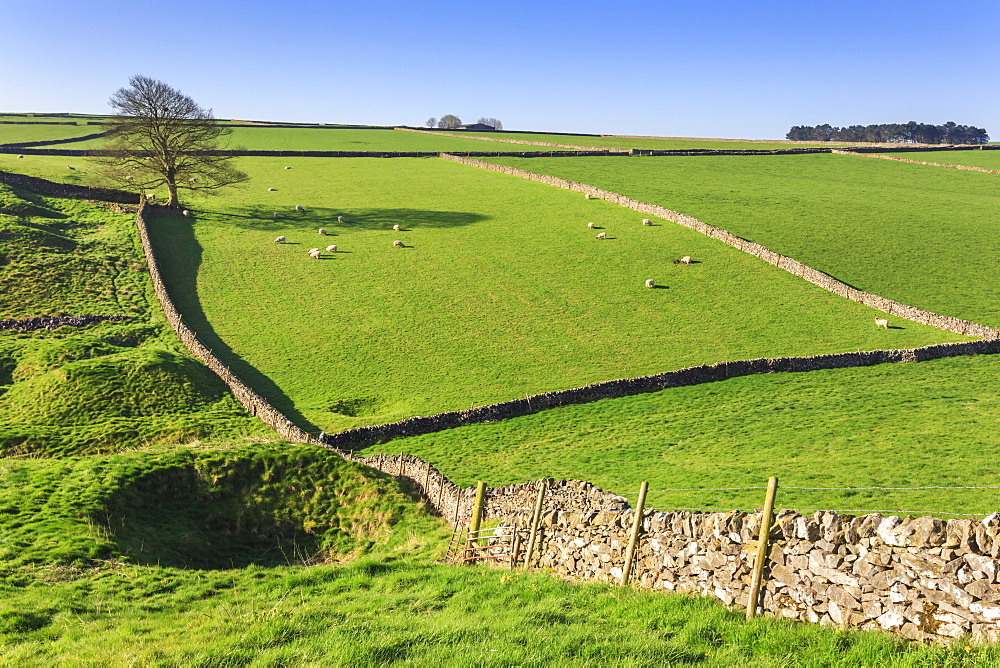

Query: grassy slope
left=0, top=124, right=99, bottom=145
left=149, top=156, right=959, bottom=433
left=0, top=183, right=269, bottom=455
left=891, top=149, right=1000, bottom=170
left=361, top=353, right=1000, bottom=516
left=487, top=153, right=1000, bottom=327
left=458, top=132, right=844, bottom=150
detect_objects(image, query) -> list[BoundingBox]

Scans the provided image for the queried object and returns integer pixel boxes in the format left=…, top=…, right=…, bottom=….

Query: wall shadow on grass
left=196, top=206, right=490, bottom=233
left=146, top=211, right=320, bottom=433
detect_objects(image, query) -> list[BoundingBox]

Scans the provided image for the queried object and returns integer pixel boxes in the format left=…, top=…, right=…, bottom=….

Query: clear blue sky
left=3, top=0, right=997, bottom=139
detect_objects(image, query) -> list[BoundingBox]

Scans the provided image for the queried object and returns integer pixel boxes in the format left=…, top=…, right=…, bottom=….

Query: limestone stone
left=877, top=609, right=906, bottom=629
left=827, top=586, right=861, bottom=612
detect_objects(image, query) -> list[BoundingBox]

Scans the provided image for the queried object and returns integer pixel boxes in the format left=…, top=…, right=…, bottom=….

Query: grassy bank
left=485, top=153, right=1000, bottom=327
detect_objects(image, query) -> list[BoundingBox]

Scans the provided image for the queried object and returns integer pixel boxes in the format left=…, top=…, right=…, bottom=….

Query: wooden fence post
left=510, top=526, right=522, bottom=570
left=464, top=481, right=487, bottom=565
left=398, top=450, right=405, bottom=477
left=746, top=476, right=779, bottom=620
left=523, top=482, right=548, bottom=569
left=620, top=481, right=648, bottom=586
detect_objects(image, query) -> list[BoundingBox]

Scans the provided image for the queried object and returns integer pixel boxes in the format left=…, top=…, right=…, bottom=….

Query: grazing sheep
left=672, top=256, right=693, bottom=265
left=309, top=249, right=322, bottom=259
left=274, top=236, right=286, bottom=243
left=273, top=212, right=279, bottom=218
left=67, top=166, right=75, bottom=170
left=268, top=187, right=277, bottom=191
left=596, top=232, right=607, bottom=239
left=875, top=317, right=889, bottom=329
left=645, top=279, right=655, bottom=288
left=642, top=219, right=652, bottom=226
left=284, top=166, right=291, bottom=169
left=16, top=154, right=23, bottom=158
left=393, top=240, right=404, bottom=247
left=587, top=222, right=595, bottom=229
left=182, top=209, right=190, bottom=217
left=392, top=224, right=401, bottom=231
left=585, top=193, right=591, bottom=199
left=188, top=177, right=196, bottom=182
left=326, top=245, right=338, bottom=252
left=318, top=228, right=326, bottom=235
left=295, top=205, right=304, bottom=212
left=337, top=215, right=344, bottom=223
left=308, top=248, right=319, bottom=253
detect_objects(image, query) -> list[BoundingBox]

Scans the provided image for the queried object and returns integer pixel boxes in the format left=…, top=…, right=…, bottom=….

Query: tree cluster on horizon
left=786, top=121, right=989, bottom=144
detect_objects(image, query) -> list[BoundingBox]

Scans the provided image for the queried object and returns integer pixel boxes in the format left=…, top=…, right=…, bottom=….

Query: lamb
left=642, top=219, right=652, bottom=226
left=875, top=317, right=889, bottom=329
left=645, top=279, right=655, bottom=288
left=182, top=209, right=190, bottom=217
left=587, top=222, right=595, bottom=229
left=326, top=245, right=338, bottom=252
left=268, top=187, right=277, bottom=191
left=392, top=224, right=401, bottom=231
left=274, top=236, right=286, bottom=243
left=393, top=240, right=404, bottom=247
left=318, top=228, right=326, bottom=235
left=596, top=232, right=607, bottom=239
left=337, top=215, right=345, bottom=223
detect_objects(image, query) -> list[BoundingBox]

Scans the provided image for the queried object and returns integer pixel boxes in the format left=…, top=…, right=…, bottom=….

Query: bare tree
left=425, top=117, right=437, bottom=128
left=437, top=114, right=462, bottom=129
left=477, top=117, right=503, bottom=130
left=95, top=75, right=247, bottom=208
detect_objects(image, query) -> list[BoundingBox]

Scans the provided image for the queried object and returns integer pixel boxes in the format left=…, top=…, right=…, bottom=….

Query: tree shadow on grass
left=146, top=210, right=320, bottom=434
left=195, top=206, right=490, bottom=233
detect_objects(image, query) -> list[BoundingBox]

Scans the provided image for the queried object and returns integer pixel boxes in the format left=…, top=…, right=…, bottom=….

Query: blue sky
left=3, top=0, right=997, bottom=139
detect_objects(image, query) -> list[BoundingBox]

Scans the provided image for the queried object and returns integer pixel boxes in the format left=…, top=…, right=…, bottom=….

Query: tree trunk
left=166, top=180, right=179, bottom=208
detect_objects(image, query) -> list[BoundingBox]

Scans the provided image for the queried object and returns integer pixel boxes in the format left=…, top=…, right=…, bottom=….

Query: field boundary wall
left=439, top=153, right=1000, bottom=340
left=0, top=132, right=110, bottom=149
left=0, top=168, right=138, bottom=203
left=394, top=126, right=630, bottom=152
left=832, top=149, right=1000, bottom=174
left=0, top=315, right=129, bottom=331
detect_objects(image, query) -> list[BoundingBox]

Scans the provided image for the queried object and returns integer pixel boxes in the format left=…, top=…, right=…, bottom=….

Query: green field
left=456, top=131, right=846, bottom=150
left=0, top=123, right=101, bottom=145
left=486, top=153, right=1000, bottom=327
left=145, top=155, right=962, bottom=433
left=887, top=149, right=1000, bottom=170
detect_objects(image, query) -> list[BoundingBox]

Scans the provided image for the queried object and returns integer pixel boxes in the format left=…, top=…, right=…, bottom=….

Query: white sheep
left=67, top=166, right=75, bottom=170
left=182, top=209, right=190, bottom=217
left=318, top=228, right=326, bottom=235
left=337, top=215, right=345, bottom=223
left=268, top=187, right=277, bottom=191
left=875, top=317, right=889, bottom=329
left=274, top=236, right=286, bottom=243
left=642, top=219, right=652, bottom=226
left=16, top=154, right=23, bottom=158
left=326, top=245, right=338, bottom=252
left=284, top=166, right=291, bottom=169
left=188, top=177, right=196, bottom=183
left=678, top=256, right=692, bottom=264
left=392, top=224, right=401, bottom=231
left=587, top=222, right=595, bottom=229
left=273, top=212, right=279, bottom=218
left=308, top=249, right=322, bottom=259
left=295, top=205, right=304, bottom=212
left=596, top=232, right=607, bottom=239
left=393, top=240, right=404, bottom=247
left=585, top=193, right=591, bottom=199
left=645, top=279, right=655, bottom=288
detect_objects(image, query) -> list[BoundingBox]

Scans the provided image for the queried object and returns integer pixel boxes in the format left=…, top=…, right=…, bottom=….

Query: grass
left=0, top=182, right=270, bottom=455
left=0, top=124, right=100, bottom=145
left=143, top=155, right=961, bottom=433
left=456, top=131, right=847, bottom=150
left=886, top=149, right=1000, bottom=170
left=486, top=153, right=1000, bottom=327
left=361, top=352, right=1000, bottom=516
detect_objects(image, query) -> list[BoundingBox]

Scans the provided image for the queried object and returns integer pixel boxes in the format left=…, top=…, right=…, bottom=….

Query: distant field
left=0, top=124, right=101, bottom=145
left=63, top=127, right=566, bottom=152
left=458, top=132, right=843, bottom=151
left=885, top=149, right=1000, bottom=170
left=362, top=353, right=1000, bottom=516
left=144, top=156, right=961, bottom=434
left=486, top=153, right=1000, bottom=327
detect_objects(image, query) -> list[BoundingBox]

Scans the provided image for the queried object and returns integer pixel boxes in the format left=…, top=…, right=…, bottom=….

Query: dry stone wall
left=0, top=315, right=129, bottom=331
left=395, top=126, right=632, bottom=152
left=832, top=149, right=1000, bottom=174
left=440, top=153, right=1000, bottom=341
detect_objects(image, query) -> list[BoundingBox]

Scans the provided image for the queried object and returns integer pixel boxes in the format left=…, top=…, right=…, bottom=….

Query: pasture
left=455, top=131, right=845, bottom=150
left=889, top=149, right=1000, bottom=170
left=150, top=155, right=961, bottom=433
left=0, top=123, right=100, bottom=145
left=487, top=153, right=1000, bottom=327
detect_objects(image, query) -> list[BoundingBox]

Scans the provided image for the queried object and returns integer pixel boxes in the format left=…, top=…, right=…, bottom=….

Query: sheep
left=284, top=166, right=291, bottom=169
left=392, top=224, right=401, bottom=231
left=595, top=232, right=607, bottom=239
left=645, top=279, right=655, bottom=288
left=674, top=256, right=693, bottom=264
left=587, top=222, right=595, bottom=229
left=308, top=249, right=322, bottom=259
left=295, top=205, right=304, bottom=212
left=308, top=247, right=320, bottom=253
left=273, top=212, right=279, bottom=218
left=585, top=193, right=591, bottom=199
left=642, top=219, right=652, bottom=226
left=67, top=166, right=75, bottom=170
left=337, top=215, right=345, bottom=223
left=393, top=240, right=404, bottom=247
left=188, top=177, right=196, bottom=183
left=318, top=228, right=327, bottom=235
left=274, top=236, right=286, bottom=243
left=182, top=209, right=190, bottom=217
left=875, top=317, right=889, bottom=329
left=268, top=187, right=277, bottom=191
left=16, top=154, right=23, bottom=158
left=326, top=244, right=338, bottom=252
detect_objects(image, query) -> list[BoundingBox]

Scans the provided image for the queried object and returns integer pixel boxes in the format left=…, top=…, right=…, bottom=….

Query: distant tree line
left=425, top=115, right=503, bottom=130
left=786, top=121, right=989, bottom=144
